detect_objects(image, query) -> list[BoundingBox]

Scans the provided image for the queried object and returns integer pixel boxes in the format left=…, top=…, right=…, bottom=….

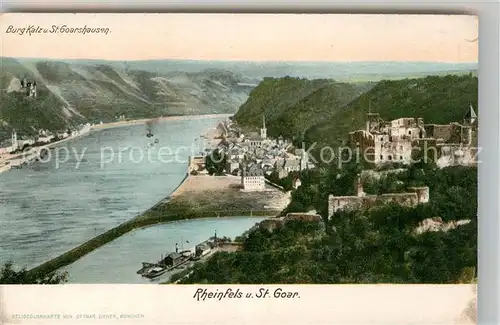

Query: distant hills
left=234, top=73, right=478, bottom=158
left=0, top=57, right=254, bottom=141
left=25, top=58, right=477, bottom=82
left=0, top=57, right=477, bottom=142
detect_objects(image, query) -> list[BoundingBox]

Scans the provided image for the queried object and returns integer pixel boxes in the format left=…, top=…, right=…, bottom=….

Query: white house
left=241, top=165, right=265, bottom=191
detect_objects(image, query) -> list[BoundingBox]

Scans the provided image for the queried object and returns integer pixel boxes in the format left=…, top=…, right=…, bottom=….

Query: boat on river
left=136, top=262, right=157, bottom=275
left=143, top=254, right=192, bottom=279
left=145, top=266, right=168, bottom=278
left=138, top=233, right=219, bottom=280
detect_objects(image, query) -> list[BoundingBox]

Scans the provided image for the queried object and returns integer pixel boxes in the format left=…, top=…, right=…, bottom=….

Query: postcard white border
left=0, top=1, right=498, bottom=325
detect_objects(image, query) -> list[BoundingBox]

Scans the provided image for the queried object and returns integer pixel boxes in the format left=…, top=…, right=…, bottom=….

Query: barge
left=137, top=232, right=222, bottom=280
left=137, top=250, right=193, bottom=279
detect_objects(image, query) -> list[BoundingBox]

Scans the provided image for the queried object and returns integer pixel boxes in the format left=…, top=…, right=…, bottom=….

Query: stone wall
left=328, top=186, right=430, bottom=218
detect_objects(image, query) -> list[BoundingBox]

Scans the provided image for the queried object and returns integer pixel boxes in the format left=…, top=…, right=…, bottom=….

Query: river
left=62, top=216, right=266, bottom=284
left=0, top=115, right=261, bottom=283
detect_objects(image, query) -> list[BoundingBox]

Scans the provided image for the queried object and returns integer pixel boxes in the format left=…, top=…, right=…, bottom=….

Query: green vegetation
left=177, top=73, right=478, bottom=284
left=205, top=149, right=227, bottom=175
left=233, top=77, right=373, bottom=141
left=180, top=162, right=477, bottom=284
left=266, top=171, right=299, bottom=192
left=1, top=89, right=74, bottom=137
left=234, top=74, right=478, bottom=163
left=1, top=261, right=68, bottom=284
left=305, top=74, right=478, bottom=156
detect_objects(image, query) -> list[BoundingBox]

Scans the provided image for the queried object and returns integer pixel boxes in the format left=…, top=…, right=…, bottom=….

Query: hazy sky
left=0, top=13, right=478, bottom=62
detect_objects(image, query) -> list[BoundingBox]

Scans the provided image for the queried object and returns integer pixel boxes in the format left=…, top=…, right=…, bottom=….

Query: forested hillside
left=185, top=73, right=479, bottom=284
left=233, top=77, right=373, bottom=139
left=305, top=74, right=478, bottom=151
left=234, top=74, right=478, bottom=157
left=180, top=162, right=477, bottom=284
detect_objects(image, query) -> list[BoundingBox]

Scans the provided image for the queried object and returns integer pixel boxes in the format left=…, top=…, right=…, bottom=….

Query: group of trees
left=266, top=170, right=300, bottom=191
left=180, top=159, right=477, bottom=284
left=0, top=261, right=68, bottom=284
left=204, top=149, right=227, bottom=175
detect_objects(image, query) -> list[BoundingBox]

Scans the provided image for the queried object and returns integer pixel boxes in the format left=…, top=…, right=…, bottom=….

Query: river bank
left=0, top=113, right=231, bottom=175
left=25, top=173, right=289, bottom=280
left=1, top=115, right=229, bottom=272
left=92, top=114, right=233, bottom=131
left=62, top=216, right=267, bottom=283
left=0, top=124, right=92, bottom=174
left=21, top=115, right=288, bottom=280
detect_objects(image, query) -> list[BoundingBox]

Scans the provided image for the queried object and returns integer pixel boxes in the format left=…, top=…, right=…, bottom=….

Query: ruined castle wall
left=328, top=196, right=364, bottom=217
left=424, top=124, right=462, bottom=143
left=373, top=136, right=413, bottom=165
left=349, top=131, right=375, bottom=164
left=378, top=193, right=418, bottom=206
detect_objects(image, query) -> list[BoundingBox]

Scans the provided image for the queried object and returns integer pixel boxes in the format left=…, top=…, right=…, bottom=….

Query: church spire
left=464, top=104, right=477, bottom=125
left=260, top=114, right=267, bottom=139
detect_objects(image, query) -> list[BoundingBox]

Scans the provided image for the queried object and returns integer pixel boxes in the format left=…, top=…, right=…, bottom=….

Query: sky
left=0, top=13, right=478, bottom=62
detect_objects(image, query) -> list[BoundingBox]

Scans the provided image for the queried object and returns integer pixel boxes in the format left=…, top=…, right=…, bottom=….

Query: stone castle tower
left=365, top=113, right=382, bottom=133
left=20, top=78, right=37, bottom=97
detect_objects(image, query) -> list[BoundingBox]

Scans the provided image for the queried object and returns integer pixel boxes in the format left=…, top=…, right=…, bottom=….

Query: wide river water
left=0, top=116, right=265, bottom=283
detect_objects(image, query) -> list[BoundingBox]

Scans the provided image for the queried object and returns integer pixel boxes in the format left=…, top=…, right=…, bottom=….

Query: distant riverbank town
left=0, top=123, right=92, bottom=171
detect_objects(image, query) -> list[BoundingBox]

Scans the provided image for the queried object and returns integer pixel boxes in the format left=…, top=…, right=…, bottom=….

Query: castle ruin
left=348, top=106, right=478, bottom=168
left=20, top=78, right=37, bottom=97
left=327, top=174, right=429, bottom=219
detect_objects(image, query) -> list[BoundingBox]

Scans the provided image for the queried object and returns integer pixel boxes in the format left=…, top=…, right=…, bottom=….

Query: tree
left=0, top=261, right=68, bottom=284
left=205, top=149, right=227, bottom=175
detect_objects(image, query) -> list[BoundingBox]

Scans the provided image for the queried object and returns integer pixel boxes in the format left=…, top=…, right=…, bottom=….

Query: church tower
left=260, top=115, right=267, bottom=139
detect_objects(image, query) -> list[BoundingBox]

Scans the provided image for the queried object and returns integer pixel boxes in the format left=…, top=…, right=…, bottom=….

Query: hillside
left=0, top=57, right=253, bottom=142
left=45, top=58, right=476, bottom=81
left=233, top=74, right=477, bottom=157
left=179, top=164, right=477, bottom=284
left=233, top=77, right=374, bottom=139
left=305, top=74, right=478, bottom=151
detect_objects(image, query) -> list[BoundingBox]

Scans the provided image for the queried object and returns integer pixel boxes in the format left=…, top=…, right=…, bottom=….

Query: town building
left=215, top=120, right=230, bottom=138
left=245, top=132, right=264, bottom=148
left=226, top=160, right=240, bottom=175
left=328, top=175, right=429, bottom=219
left=284, top=212, right=324, bottom=224
left=241, top=164, right=266, bottom=191
left=244, top=115, right=268, bottom=148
